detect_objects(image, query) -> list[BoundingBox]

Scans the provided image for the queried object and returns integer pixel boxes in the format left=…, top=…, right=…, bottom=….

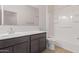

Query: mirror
left=3, top=5, right=39, bottom=26
left=4, top=10, right=17, bottom=25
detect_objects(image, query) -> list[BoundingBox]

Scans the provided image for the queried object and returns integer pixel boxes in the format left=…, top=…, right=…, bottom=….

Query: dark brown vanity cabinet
left=13, top=36, right=30, bottom=53
left=0, top=36, right=30, bottom=53
left=31, top=39, right=39, bottom=53
left=0, top=32, right=46, bottom=53
left=39, top=37, right=46, bottom=52
left=30, top=33, right=46, bottom=53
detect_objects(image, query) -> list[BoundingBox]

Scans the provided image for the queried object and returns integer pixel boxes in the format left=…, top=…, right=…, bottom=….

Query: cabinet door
left=39, top=38, right=46, bottom=52
left=31, top=39, right=39, bottom=53
left=13, top=42, right=29, bottom=53
left=0, top=47, right=13, bottom=53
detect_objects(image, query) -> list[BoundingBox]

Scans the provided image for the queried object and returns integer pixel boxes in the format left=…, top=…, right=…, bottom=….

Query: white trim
left=1, top=5, right=4, bottom=25
left=46, top=6, right=48, bottom=31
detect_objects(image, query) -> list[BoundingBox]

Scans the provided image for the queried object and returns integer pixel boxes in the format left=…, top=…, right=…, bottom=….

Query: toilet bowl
left=47, top=38, right=55, bottom=50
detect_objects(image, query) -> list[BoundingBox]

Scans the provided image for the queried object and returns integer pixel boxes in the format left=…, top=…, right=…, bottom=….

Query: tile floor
left=42, top=46, right=72, bottom=53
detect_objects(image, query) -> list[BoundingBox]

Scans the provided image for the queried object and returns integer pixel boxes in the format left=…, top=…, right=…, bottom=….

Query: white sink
left=0, top=32, right=27, bottom=40
left=0, top=32, right=26, bottom=36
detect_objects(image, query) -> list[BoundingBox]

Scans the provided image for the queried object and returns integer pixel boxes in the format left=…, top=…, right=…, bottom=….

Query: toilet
left=47, top=38, right=55, bottom=50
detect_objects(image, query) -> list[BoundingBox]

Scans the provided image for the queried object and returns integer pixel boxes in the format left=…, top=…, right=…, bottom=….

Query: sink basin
left=0, top=32, right=26, bottom=36
left=0, top=32, right=27, bottom=40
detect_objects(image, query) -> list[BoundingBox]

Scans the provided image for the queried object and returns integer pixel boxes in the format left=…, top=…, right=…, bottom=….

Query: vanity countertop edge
left=0, top=31, right=46, bottom=40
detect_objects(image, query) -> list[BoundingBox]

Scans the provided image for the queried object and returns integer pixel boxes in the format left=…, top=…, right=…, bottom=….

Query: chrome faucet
left=8, top=26, right=15, bottom=34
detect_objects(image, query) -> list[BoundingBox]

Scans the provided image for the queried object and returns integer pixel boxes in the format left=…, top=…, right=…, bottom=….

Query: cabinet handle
left=0, top=50, right=9, bottom=53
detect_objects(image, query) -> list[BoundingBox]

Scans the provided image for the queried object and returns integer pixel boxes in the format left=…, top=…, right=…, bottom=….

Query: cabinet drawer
left=13, top=42, right=29, bottom=53
left=0, top=47, right=13, bottom=53
left=31, top=33, right=46, bottom=40
left=0, top=36, right=29, bottom=48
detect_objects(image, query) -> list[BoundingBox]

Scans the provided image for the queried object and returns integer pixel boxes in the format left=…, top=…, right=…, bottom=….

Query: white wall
left=39, top=6, right=47, bottom=31
left=38, top=6, right=55, bottom=37
left=3, top=5, right=39, bottom=26
left=0, top=6, right=1, bottom=25
left=48, top=5, right=79, bottom=52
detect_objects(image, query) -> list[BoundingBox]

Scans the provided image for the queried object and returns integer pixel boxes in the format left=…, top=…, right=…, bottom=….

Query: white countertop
left=0, top=31, right=46, bottom=40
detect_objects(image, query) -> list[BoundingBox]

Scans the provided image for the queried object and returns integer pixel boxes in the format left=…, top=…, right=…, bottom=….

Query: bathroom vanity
left=0, top=32, right=46, bottom=53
